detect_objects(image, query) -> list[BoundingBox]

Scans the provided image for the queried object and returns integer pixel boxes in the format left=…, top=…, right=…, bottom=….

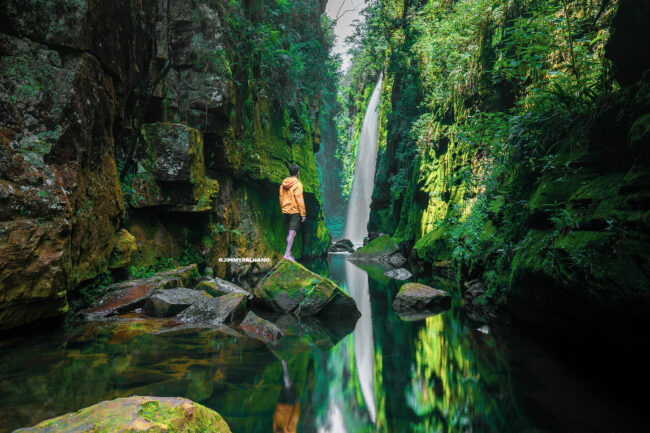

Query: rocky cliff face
left=0, top=0, right=331, bottom=330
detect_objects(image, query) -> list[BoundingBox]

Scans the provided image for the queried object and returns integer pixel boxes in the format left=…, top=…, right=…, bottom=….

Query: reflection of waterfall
left=344, top=74, right=383, bottom=246
left=345, top=259, right=377, bottom=424
left=318, top=403, right=348, bottom=433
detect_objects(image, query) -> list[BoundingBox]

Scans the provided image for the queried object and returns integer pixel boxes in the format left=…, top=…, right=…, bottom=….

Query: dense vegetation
left=336, top=0, right=650, bottom=317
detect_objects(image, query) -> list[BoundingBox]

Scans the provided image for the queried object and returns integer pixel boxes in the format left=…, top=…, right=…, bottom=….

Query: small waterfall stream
left=343, top=74, right=383, bottom=246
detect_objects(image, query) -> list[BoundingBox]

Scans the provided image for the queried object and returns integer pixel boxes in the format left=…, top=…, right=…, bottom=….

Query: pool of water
left=0, top=254, right=643, bottom=432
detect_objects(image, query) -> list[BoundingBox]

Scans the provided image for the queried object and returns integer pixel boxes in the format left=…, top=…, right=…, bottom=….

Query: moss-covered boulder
left=14, top=396, right=231, bottom=432
left=254, top=259, right=360, bottom=317
left=349, top=235, right=407, bottom=265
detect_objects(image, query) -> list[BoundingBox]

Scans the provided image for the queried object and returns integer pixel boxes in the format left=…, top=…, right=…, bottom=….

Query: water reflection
left=0, top=254, right=633, bottom=432
left=304, top=254, right=533, bottom=433
left=346, top=259, right=377, bottom=424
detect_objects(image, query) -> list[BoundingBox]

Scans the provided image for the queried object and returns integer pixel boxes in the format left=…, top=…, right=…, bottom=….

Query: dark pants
left=284, top=213, right=301, bottom=231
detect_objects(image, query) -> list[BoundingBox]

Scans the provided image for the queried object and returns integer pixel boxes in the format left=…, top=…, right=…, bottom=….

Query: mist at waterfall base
left=343, top=75, right=383, bottom=246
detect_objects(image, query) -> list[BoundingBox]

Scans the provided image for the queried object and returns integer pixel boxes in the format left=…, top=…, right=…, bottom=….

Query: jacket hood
left=282, top=177, right=299, bottom=189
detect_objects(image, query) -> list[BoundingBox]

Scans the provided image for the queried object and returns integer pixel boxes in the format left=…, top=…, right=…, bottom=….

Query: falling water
left=344, top=74, right=383, bottom=246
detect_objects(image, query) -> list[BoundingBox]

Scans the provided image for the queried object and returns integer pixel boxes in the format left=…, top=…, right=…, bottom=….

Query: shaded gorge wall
left=0, top=0, right=333, bottom=329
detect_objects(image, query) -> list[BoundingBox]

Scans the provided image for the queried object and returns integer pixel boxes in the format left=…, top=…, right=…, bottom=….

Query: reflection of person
left=273, top=360, right=300, bottom=433
left=279, top=164, right=306, bottom=262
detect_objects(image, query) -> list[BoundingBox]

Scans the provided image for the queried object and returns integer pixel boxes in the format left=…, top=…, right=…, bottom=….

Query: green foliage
left=343, top=0, right=624, bottom=302
left=333, top=0, right=388, bottom=197
left=129, top=255, right=177, bottom=280
left=65, top=271, right=115, bottom=326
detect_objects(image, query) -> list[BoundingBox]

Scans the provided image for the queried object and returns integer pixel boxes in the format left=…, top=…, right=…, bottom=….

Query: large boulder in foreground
left=349, top=235, right=407, bottom=265
left=14, top=396, right=231, bottom=432
left=393, top=283, right=451, bottom=321
left=254, top=259, right=360, bottom=318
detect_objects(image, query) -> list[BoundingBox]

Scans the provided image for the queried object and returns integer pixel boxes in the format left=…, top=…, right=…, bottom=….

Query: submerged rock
left=144, top=288, right=212, bottom=317
left=178, top=293, right=247, bottom=326
left=254, top=259, right=360, bottom=317
left=349, top=235, right=407, bottom=265
left=79, top=265, right=198, bottom=320
left=384, top=268, right=413, bottom=280
left=239, top=311, right=283, bottom=344
left=393, top=283, right=451, bottom=320
left=14, top=396, right=231, bottom=432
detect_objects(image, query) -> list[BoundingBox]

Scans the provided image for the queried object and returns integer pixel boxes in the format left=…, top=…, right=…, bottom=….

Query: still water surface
left=0, top=254, right=641, bottom=432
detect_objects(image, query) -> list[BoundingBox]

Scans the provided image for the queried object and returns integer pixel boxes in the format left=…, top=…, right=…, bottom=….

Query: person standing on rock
left=279, top=164, right=306, bottom=262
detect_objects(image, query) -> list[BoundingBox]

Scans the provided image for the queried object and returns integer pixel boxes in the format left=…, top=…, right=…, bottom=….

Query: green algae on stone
left=109, top=229, right=137, bottom=269
left=14, top=396, right=231, bottom=433
left=255, top=259, right=359, bottom=317
left=139, top=123, right=219, bottom=211
left=352, top=235, right=399, bottom=256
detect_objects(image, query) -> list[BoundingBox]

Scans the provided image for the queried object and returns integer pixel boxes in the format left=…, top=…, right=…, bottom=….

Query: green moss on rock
left=353, top=235, right=399, bottom=256
left=254, top=259, right=359, bottom=317
left=15, top=396, right=231, bottom=432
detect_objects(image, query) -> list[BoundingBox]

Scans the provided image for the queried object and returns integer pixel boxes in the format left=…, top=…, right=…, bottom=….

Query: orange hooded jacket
left=279, top=177, right=306, bottom=216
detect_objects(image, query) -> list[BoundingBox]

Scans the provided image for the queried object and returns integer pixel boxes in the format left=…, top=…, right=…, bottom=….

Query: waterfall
left=343, top=74, right=383, bottom=246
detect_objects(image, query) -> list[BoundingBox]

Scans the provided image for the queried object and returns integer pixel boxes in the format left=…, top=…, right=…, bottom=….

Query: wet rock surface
left=393, top=282, right=451, bottom=320
left=79, top=265, right=198, bottom=320
left=14, top=396, right=231, bottom=433
left=178, top=293, right=247, bottom=326
left=144, top=288, right=211, bottom=318
left=196, top=277, right=252, bottom=298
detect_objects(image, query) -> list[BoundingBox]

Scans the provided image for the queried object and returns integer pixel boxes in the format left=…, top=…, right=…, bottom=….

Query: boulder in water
left=177, top=293, right=248, bottom=326
left=384, top=268, right=412, bottom=280
left=393, top=283, right=451, bottom=319
left=349, top=235, right=407, bottom=265
left=254, top=259, right=360, bottom=317
left=144, top=288, right=211, bottom=317
left=239, top=311, right=283, bottom=344
left=14, top=396, right=231, bottom=432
